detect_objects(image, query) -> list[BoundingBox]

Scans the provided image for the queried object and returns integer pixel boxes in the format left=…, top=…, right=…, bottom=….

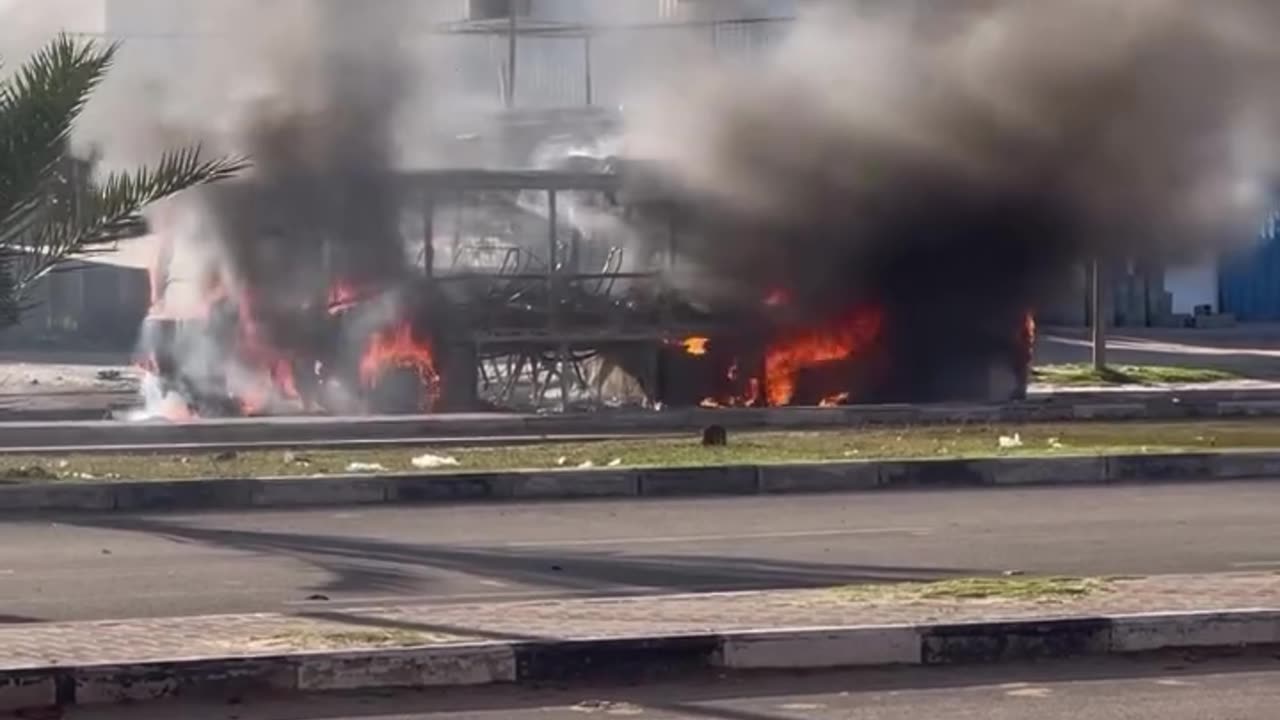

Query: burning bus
left=119, top=0, right=1280, bottom=420
left=135, top=166, right=1037, bottom=419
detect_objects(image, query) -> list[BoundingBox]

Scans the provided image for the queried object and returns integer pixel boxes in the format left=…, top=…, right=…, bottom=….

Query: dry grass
left=249, top=628, right=445, bottom=651
left=833, top=576, right=1105, bottom=603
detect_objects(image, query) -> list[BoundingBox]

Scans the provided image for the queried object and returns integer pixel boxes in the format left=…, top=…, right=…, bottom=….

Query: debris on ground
left=282, top=451, right=311, bottom=466
left=702, top=425, right=729, bottom=446
left=346, top=462, right=387, bottom=474
left=998, top=433, right=1024, bottom=449
left=411, top=453, right=460, bottom=470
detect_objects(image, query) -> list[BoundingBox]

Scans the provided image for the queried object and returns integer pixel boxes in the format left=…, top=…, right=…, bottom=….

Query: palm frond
left=0, top=36, right=250, bottom=330
left=10, top=148, right=250, bottom=292
left=0, top=35, right=117, bottom=242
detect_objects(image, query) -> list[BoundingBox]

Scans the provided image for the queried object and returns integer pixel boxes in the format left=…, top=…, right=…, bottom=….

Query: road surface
left=0, top=480, right=1278, bottom=622
left=9, top=388, right=1280, bottom=448
left=1035, top=326, right=1280, bottom=379
left=65, top=654, right=1280, bottom=719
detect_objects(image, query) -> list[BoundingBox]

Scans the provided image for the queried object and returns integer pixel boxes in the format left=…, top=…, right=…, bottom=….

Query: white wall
left=1164, top=259, right=1219, bottom=315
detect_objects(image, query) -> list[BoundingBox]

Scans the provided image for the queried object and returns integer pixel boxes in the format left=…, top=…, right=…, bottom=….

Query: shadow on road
left=53, top=514, right=975, bottom=600
left=294, top=609, right=550, bottom=642
left=0, top=613, right=42, bottom=624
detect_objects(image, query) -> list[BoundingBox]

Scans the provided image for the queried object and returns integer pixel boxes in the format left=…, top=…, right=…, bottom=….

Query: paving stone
left=0, top=573, right=1275, bottom=670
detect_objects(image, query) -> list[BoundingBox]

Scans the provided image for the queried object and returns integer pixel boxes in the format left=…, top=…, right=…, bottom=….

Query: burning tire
left=364, top=365, right=434, bottom=415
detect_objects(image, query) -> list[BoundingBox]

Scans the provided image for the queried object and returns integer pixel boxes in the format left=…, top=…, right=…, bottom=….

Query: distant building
left=0, top=254, right=150, bottom=348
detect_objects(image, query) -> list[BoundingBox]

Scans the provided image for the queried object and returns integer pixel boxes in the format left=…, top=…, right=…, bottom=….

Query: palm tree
left=0, top=34, right=247, bottom=329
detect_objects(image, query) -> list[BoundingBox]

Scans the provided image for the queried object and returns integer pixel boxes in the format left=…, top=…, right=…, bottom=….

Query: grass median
left=1033, top=363, right=1242, bottom=386
left=832, top=576, right=1105, bottom=603
left=0, top=420, right=1277, bottom=484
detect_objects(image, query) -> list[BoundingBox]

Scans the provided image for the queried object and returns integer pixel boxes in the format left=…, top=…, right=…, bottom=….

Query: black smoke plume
left=133, top=0, right=439, bottom=415
left=622, top=0, right=1280, bottom=400
left=204, top=0, right=412, bottom=348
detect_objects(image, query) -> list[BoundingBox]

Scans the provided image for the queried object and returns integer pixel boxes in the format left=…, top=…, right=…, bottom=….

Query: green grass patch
left=0, top=419, right=1274, bottom=484
left=834, top=576, right=1104, bottom=603
left=1033, top=363, right=1241, bottom=386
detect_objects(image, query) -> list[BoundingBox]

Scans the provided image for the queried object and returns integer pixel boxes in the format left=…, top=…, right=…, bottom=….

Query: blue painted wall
left=1219, top=212, right=1280, bottom=321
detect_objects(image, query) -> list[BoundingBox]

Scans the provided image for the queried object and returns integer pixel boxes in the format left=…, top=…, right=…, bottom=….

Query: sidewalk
left=3, top=573, right=1277, bottom=671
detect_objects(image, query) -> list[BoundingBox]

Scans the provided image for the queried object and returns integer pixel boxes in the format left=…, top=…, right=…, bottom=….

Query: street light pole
left=505, top=6, right=518, bottom=109
left=1091, top=259, right=1107, bottom=370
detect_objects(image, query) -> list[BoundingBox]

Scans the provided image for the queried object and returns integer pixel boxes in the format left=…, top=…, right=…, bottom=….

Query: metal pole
left=547, top=189, right=558, bottom=322
left=1091, top=259, right=1107, bottom=370
left=558, top=343, right=573, bottom=411
left=505, top=6, right=518, bottom=109
left=545, top=189, right=573, bottom=410
left=583, top=34, right=594, bottom=107
left=421, top=191, right=435, bottom=278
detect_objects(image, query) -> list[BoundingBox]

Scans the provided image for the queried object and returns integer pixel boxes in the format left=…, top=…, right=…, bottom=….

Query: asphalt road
left=9, top=388, right=1280, bottom=449
left=64, top=654, right=1280, bottom=719
left=1, top=480, right=1279, bottom=623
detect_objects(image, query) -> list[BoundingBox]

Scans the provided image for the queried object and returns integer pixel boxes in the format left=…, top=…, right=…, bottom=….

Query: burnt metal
left=140, top=168, right=1032, bottom=416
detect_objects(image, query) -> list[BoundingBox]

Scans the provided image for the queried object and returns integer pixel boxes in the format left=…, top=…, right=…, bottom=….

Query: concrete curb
left=7, top=388, right=1280, bottom=450
left=3, top=609, right=1277, bottom=710
left=2, top=450, right=1278, bottom=513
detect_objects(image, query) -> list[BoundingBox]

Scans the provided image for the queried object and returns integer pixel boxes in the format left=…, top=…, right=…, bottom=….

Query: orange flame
left=702, top=361, right=760, bottom=408
left=764, top=306, right=883, bottom=407
left=682, top=336, right=710, bottom=356
left=231, top=291, right=301, bottom=415
left=359, top=321, right=441, bottom=410
left=819, top=392, right=850, bottom=408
